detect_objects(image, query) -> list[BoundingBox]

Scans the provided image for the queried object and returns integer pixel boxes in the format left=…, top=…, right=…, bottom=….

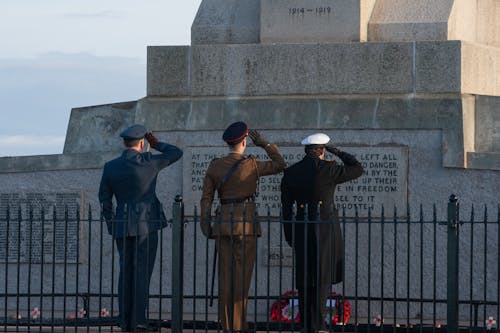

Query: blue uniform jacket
left=99, top=142, right=183, bottom=238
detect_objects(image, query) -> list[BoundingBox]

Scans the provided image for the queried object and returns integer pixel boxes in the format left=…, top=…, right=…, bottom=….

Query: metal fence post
left=172, top=195, right=184, bottom=333
left=447, top=194, right=460, bottom=333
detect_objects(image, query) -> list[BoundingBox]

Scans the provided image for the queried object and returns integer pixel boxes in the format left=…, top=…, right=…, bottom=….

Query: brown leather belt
left=220, top=195, right=255, bottom=205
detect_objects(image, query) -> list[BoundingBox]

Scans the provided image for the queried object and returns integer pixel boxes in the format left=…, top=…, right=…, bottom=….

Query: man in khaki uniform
left=200, top=121, right=286, bottom=332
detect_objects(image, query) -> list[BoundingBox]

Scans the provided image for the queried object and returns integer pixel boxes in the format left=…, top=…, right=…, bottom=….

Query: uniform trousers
left=294, top=224, right=330, bottom=332
left=217, top=235, right=256, bottom=332
left=297, top=283, right=330, bottom=332
left=115, top=231, right=158, bottom=330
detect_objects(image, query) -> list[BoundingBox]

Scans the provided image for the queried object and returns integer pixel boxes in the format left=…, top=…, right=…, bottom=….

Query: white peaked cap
left=300, top=133, right=330, bottom=145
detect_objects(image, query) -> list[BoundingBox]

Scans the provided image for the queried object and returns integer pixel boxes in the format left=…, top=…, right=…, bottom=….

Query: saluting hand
left=325, top=145, right=342, bottom=156
left=248, top=129, right=270, bottom=148
left=145, top=132, right=160, bottom=148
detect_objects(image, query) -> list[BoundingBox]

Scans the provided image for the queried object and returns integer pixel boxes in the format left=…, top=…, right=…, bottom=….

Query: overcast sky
left=0, top=0, right=202, bottom=156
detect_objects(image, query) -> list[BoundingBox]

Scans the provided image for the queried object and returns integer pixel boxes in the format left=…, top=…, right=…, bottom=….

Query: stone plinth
left=147, top=41, right=500, bottom=98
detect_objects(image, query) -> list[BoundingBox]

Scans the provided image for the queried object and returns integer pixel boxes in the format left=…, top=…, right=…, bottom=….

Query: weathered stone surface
left=414, top=40, right=500, bottom=96
left=467, top=152, right=500, bottom=170
left=369, top=0, right=500, bottom=47
left=52, top=95, right=478, bottom=169
left=475, top=96, right=500, bottom=152
left=64, top=102, right=137, bottom=154
left=146, top=41, right=500, bottom=98
left=190, top=42, right=414, bottom=96
left=415, top=41, right=461, bottom=94
left=447, top=0, right=477, bottom=44
left=474, top=0, right=500, bottom=47
left=147, top=46, right=190, bottom=97
left=368, top=0, right=453, bottom=42
left=135, top=98, right=192, bottom=131
left=448, top=0, right=500, bottom=48
left=461, top=41, right=500, bottom=96
left=191, top=0, right=260, bottom=45
left=261, top=0, right=366, bottom=43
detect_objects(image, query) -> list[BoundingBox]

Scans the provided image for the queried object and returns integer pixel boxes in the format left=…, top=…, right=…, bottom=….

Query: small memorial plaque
left=266, top=246, right=293, bottom=267
left=261, top=0, right=363, bottom=43
left=0, top=193, right=84, bottom=263
left=183, top=146, right=408, bottom=217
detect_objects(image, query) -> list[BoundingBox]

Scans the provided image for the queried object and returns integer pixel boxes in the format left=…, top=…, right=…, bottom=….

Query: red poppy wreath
left=270, top=290, right=351, bottom=325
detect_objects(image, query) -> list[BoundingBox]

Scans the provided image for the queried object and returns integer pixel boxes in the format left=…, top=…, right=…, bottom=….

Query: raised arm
left=325, top=145, right=364, bottom=184
left=145, top=132, right=183, bottom=168
left=248, top=129, right=286, bottom=176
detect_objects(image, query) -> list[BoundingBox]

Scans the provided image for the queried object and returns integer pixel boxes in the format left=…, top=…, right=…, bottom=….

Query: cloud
left=0, top=135, right=65, bottom=157
left=63, top=10, right=124, bottom=19
left=0, top=53, right=145, bottom=156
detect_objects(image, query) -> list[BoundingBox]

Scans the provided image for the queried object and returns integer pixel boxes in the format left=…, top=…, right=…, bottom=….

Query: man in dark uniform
left=99, top=124, right=182, bottom=332
left=281, top=133, right=363, bottom=333
left=200, top=121, right=286, bottom=332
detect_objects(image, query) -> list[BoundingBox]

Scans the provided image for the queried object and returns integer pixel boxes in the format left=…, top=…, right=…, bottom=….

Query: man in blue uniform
left=99, top=124, right=183, bottom=332
left=281, top=133, right=363, bottom=333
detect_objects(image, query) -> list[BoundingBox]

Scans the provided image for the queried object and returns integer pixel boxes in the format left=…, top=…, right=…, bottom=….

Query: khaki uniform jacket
left=200, top=144, right=286, bottom=237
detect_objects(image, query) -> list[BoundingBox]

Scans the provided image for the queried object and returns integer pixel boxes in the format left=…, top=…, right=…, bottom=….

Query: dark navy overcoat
left=281, top=151, right=364, bottom=286
left=99, top=142, right=182, bottom=237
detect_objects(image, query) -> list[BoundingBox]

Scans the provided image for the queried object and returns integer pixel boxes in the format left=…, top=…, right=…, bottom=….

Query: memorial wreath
left=270, top=290, right=351, bottom=325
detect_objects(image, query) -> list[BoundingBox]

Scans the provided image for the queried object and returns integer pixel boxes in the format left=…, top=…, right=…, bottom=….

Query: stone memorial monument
left=0, top=0, right=499, bottom=323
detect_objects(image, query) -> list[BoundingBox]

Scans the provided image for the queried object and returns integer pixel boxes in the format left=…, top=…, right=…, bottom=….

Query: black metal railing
left=0, top=196, right=498, bottom=333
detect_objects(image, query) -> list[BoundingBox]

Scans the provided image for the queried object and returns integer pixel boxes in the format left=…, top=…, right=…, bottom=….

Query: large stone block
left=475, top=96, right=500, bottom=152
left=461, top=41, right=500, bottom=96
left=368, top=0, right=500, bottom=47
left=415, top=41, right=500, bottom=96
left=190, top=42, right=414, bottom=96
left=135, top=98, right=192, bottom=131
left=467, top=152, right=500, bottom=170
left=415, top=41, right=461, bottom=94
left=261, top=0, right=375, bottom=43
left=191, top=0, right=260, bottom=45
left=368, top=0, right=453, bottom=42
left=136, top=97, right=324, bottom=131
left=474, top=0, right=500, bottom=47
left=147, top=46, right=190, bottom=97
left=64, top=102, right=137, bottom=154
left=448, top=0, right=500, bottom=48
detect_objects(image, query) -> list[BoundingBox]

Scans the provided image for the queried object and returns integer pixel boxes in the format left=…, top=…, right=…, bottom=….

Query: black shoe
left=135, top=323, right=159, bottom=332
